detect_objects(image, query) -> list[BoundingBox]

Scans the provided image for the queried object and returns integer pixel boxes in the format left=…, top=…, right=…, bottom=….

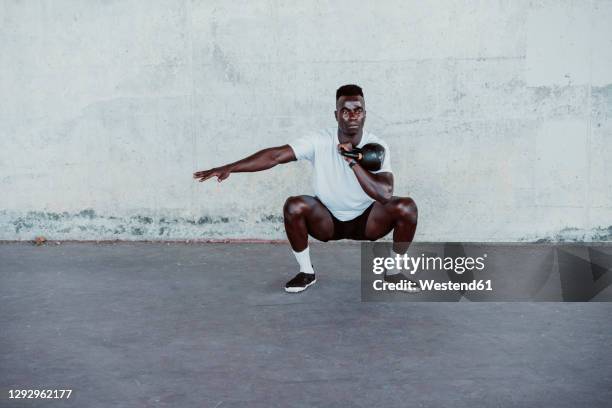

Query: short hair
left=336, top=84, right=364, bottom=101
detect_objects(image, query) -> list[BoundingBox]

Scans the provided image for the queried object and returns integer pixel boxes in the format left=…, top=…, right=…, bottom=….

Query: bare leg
left=363, top=197, right=418, bottom=253
left=283, top=195, right=335, bottom=251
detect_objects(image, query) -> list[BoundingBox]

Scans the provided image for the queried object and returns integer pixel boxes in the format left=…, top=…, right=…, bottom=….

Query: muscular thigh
left=300, top=196, right=335, bottom=242
left=363, top=199, right=396, bottom=241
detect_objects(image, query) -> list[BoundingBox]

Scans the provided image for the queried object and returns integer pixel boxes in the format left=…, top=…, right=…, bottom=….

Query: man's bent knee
left=283, top=196, right=310, bottom=219
left=391, top=197, right=418, bottom=224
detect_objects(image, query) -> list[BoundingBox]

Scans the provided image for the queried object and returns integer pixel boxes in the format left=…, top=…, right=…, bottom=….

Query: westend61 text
left=373, top=279, right=493, bottom=292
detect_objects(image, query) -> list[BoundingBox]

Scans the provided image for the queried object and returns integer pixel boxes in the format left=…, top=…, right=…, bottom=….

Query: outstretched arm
left=193, top=145, right=296, bottom=183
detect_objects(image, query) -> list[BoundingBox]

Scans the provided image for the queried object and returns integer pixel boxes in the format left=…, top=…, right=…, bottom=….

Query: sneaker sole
left=284, top=279, right=317, bottom=293
left=401, top=288, right=422, bottom=293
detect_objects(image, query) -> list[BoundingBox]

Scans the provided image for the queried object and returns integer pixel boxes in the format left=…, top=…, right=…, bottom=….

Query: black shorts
left=315, top=197, right=375, bottom=241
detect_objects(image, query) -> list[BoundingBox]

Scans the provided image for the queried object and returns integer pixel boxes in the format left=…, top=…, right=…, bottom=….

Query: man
left=193, top=84, right=418, bottom=293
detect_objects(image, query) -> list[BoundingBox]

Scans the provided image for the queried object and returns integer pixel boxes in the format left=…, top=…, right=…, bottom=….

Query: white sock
left=386, top=248, right=403, bottom=276
left=292, top=247, right=315, bottom=274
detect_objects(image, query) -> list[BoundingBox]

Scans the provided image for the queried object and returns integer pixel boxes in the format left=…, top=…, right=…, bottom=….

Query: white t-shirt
left=289, top=127, right=393, bottom=221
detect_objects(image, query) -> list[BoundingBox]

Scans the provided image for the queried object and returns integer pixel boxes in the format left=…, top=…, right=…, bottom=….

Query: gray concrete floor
left=1, top=242, right=611, bottom=408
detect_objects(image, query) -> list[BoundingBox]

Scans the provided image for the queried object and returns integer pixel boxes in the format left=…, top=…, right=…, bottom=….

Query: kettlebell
left=340, top=143, right=385, bottom=171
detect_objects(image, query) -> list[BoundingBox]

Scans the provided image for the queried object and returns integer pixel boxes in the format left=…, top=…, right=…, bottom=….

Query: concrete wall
left=1, top=0, right=611, bottom=242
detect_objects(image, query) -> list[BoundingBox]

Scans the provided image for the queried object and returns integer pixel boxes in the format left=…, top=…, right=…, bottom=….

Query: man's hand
left=193, top=165, right=231, bottom=183
left=337, top=142, right=357, bottom=165
left=192, top=146, right=296, bottom=184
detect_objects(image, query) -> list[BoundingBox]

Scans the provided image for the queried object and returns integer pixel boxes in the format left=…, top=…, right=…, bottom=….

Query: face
left=335, top=95, right=366, bottom=136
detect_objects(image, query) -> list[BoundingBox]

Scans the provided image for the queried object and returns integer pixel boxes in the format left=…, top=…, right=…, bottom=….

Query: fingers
left=193, top=168, right=230, bottom=183
left=195, top=172, right=215, bottom=182
left=194, top=172, right=228, bottom=183
left=193, top=169, right=213, bottom=178
left=337, top=142, right=353, bottom=152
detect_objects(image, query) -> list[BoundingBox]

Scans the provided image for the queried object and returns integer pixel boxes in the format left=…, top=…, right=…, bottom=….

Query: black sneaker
left=384, top=272, right=421, bottom=293
left=285, top=272, right=316, bottom=293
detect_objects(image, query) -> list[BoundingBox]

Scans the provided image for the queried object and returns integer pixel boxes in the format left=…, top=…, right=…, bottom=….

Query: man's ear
left=334, top=110, right=338, bottom=122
